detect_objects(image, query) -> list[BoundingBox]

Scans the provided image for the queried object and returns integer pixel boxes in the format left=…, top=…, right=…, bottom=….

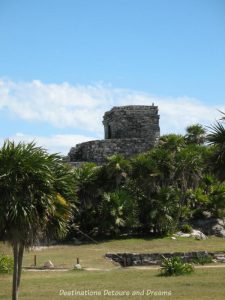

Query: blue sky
left=0, top=0, right=225, bottom=154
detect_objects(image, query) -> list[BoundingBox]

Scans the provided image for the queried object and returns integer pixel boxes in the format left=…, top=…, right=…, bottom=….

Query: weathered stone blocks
left=105, top=251, right=224, bottom=267
left=103, top=105, right=160, bottom=140
left=68, top=105, right=160, bottom=164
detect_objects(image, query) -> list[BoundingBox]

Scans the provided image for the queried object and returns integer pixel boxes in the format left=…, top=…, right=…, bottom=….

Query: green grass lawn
left=1, top=268, right=225, bottom=300
left=1, top=236, right=225, bottom=269
left=1, top=237, right=225, bottom=299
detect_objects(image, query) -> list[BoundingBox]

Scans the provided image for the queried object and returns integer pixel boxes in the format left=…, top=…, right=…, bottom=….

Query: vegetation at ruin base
left=70, top=113, right=225, bottom=239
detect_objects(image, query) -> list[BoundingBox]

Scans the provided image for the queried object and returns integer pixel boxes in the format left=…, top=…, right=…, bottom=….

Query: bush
left=160, top=256, right=194, bottom=276
left=191, top=255, right=213, bottom=265
left=0, top=254, right=13, bottom=274
left=181, top=224, right=193, bottom=233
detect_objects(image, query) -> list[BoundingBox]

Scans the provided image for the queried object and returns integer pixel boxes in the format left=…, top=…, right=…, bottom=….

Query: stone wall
left=68, top=137, right=156, bottom=164
left=103, top=105, right=160, bottom=140
left=106, top=251, right=225, bottom=267
left=68, top=105, right=160, bottom=164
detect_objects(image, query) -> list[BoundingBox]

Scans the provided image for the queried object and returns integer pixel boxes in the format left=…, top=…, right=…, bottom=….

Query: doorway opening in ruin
left=108, top=125, right=112, bottom=139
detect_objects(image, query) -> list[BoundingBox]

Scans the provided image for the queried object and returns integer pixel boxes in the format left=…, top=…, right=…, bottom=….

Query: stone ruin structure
left=68, top=105, right=160, bottom=164
left=106, top=251, right=225, bottom=266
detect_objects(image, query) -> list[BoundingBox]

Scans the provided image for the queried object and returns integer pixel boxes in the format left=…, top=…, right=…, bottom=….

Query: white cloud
left=0, top=133, right=96, bottom=155
left=157, top=97, right=222, bottom=134
left=0, top=79, right=110, bottom=134
left=0, top=78, right=224, bottom=154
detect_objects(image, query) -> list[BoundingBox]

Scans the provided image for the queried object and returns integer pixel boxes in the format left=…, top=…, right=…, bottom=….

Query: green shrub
left=191, top=255, right=213, bottom=265
left=0, top=254, right=14, bottom=274
left=160, top=256, right=194, bottom=276
left=181, top=224, right=193, bottom=233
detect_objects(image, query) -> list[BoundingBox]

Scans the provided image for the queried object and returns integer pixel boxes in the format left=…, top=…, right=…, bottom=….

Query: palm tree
left=150, top=147, right=176, bottom=188
left=207, top=114, right=225, bottom=181
left=151, top=186, right=179, bottom=235
left=130, top=152, right=163, bottom=233
left=0, top=141, right=75, bottom=300
left=219, top=110, right=225, bottom=121
left=97, top=191, right=126, bottom=236
left=174, top=144, right=205, bottom=224
left=185, top=124, right=206, bottom=145
left=73, top=162, right=102, bottom=234
left=73, top=162, right=98, bottom=207
left=159, top=134, right=185, bottom=152
left=101, top=154, right=131, bottom=191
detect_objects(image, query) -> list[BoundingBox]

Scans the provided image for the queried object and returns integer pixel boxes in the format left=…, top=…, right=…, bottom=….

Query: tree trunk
left=17, top=244, right=24, bottom=289
left=12, top=242, right=19, bottom=300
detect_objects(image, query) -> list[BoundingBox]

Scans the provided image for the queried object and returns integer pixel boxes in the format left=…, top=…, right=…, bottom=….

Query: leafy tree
left=0, top=141, right=75, bottom=300
left=208, top=182, right=225, bottom=217
left=186, top=174, right=225, bottom=219
left=96, top=190, right=127, bottom=236
left=100, top=154, right=130, bottom=191
left=73, top=162, right=99, bottom=208
left=129, top=139, right=207, bottom=234
left=130, top=153, right=159, bottom=232
left=73, top=157, right=133, bottom=237
left=159, top=134, right=185, bottom=152
left=70, top=115, right=224, bottom=239
left=151, top=187, right=180, bottom=235
left=72, top=162, right=101, bottom=235
left=185, top=124, right=206, bottom=145
left=174, top=144, right=206, bottom=223
left=150, top=147, right=176, bottom=188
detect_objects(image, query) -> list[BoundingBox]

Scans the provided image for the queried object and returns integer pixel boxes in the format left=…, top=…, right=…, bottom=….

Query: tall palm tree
left=0, top=141, right=75, bottom=300
left=207, top=113, right=225, bottom=181
left=174, top=144, right=205, bottom=223
left=185, top=124, right=206, bottom=145
left=129, top=153, right=155, bottom=232
left=73, top=162, right=102, bottom=234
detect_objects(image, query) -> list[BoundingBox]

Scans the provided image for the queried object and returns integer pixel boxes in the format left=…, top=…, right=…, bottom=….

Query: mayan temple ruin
left=68, top=105, right=160, bottom=164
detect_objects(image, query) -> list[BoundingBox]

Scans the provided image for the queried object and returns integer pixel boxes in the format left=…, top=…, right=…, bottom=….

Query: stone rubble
left=43, top=260, right=54, bottom=269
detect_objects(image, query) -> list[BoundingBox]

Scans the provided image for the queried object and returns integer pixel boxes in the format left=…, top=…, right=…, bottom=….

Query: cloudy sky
left=0, top=0, right=224, bottom=154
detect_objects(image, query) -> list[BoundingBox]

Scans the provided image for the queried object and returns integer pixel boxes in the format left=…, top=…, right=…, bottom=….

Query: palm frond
left=207, top=121, right=225, bottom=145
